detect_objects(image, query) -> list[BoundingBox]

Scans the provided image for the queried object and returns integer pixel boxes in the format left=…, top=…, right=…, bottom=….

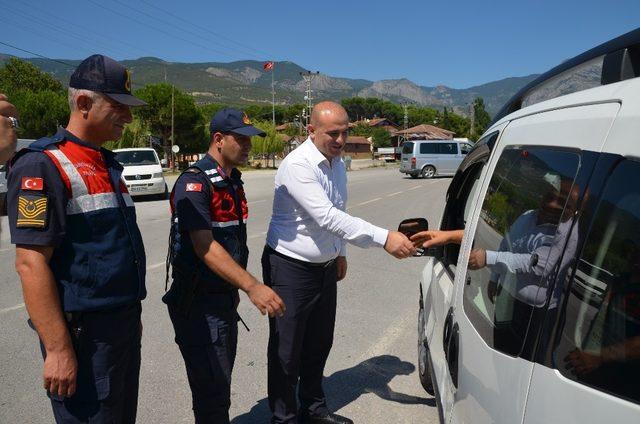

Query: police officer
left=164, top=108, right=286, bottom=423
left=7, top=54, right=147, bottom=423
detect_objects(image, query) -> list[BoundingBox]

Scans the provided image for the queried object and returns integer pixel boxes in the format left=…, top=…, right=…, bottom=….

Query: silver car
left=399, top=139, right=472, bottom=178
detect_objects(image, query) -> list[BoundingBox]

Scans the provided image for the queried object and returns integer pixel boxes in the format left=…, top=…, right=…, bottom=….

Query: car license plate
left=129, top=185, right=147, bottom=193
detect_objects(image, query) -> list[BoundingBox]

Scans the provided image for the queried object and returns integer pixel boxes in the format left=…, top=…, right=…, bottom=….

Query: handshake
left=383, top=230, right=417, bottom=258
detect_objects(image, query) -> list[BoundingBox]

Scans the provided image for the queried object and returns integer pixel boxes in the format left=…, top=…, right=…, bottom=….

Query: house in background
left=343, top=136, right=372, bottom=159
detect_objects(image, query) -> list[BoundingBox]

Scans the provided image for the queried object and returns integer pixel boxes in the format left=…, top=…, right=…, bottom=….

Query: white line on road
left=0, top=303, right=25, bottom=314
left=248, top=231, right=267, bottom=240
left=386, top=191, right=403, bottom=197
left=248, top=200, right=266, bottom=205
left=356, top=197, right=382, bottom=207
left=407, top=185, right=423, bottom=191
left=1, top=261, right=167, bottom=314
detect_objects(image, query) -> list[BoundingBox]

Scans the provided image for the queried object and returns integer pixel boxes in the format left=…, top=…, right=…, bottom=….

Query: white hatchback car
left=407, top=28, right=640, bottom=423
left=114, top=148, right=167, bottom=200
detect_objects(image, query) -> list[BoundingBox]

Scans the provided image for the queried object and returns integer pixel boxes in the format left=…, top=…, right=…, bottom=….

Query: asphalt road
left=0, top=166, right=449, bottom=423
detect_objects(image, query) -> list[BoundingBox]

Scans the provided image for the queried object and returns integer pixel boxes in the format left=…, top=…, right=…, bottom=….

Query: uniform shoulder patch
left=21, top=177, right=44, bottom=190
left=186, top=182, right=203, bottom=192
left=17, top=194, right=48, bottom=228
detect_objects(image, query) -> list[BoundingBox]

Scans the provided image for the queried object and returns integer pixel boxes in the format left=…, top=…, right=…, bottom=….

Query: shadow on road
left=232, top=355, right=434, bottom=423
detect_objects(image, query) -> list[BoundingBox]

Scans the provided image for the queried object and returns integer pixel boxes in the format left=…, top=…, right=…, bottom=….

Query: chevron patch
left=16, top=194, right=48, bottom=228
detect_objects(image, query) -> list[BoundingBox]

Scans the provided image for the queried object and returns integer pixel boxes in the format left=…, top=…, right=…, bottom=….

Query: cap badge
left=242, top=113, right=251, bottom=125
left=124, top=69, right=132, bottom=92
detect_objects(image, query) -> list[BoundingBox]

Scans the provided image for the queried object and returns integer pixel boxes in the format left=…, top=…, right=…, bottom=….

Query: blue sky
left=0, top=0, right=638, bottom=88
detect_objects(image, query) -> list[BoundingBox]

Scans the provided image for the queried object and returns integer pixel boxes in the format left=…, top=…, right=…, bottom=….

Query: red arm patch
left=186, top=183, right=203, bottom=192
left=21, top=177, right=44, bottom=190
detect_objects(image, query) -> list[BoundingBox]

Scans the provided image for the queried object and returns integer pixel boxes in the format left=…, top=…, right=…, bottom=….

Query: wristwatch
left=8, top=116, right=19, bottom=129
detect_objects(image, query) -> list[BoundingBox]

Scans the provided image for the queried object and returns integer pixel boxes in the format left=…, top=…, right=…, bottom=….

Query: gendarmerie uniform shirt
left=266, top=138, right=388, bottom=263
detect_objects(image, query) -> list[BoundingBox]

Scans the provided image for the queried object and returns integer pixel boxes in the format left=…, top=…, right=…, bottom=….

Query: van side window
left=554, top=159, right=640, bottom=404
left=402, top=142, right=414, bottom=155
left=463, top=147, right=581, bottom=357
left=439, top=143, right=457, bottom=155
left=419, top=143, right=438, bottom=154
left=460, top=143, right=472, bottom=155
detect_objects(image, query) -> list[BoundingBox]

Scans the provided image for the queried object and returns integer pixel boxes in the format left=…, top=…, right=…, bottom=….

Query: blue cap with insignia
left=70, top=54, right=147, bottom=107
left=209, top=108, right=266, bottom=137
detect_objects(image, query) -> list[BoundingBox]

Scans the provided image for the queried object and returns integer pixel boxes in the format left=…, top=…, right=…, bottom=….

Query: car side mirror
left=398, top=218, right=429, bottom=257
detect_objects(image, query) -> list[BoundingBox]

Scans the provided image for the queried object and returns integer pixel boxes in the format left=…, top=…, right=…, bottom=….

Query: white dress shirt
left=266, top=138, right=389, bottom=263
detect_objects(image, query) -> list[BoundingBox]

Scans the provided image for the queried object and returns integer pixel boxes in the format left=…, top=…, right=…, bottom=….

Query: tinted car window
left=115, top=150, right=159, bottom=166
left=555, top=159, right=640, bottom=404
left=402, top=142, right=414, bottom=155
left=419, top=143, right=438, bottom=154
left=464, top=147, right=580, bottom=356
left=460, top=143, right=472, bottom=154
left=439, top=143, right=457, bottom=155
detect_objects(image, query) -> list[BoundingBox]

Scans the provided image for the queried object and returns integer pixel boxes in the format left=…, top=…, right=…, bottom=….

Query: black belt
left=265, top=245, right=337, bottom=268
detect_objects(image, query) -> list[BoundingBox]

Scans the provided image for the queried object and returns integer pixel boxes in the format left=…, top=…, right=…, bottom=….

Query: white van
left=406, top=28, right=640, bottom=423
left=113, top=148, right=167, bottom=200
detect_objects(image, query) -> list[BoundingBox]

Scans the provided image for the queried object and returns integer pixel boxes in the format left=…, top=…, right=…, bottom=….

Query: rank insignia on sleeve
left=186, top=183, right=203, bottom=192
left=17, top=194, right=48, bottom=228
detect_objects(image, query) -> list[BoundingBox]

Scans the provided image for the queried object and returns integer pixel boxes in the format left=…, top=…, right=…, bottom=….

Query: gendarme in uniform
left=7, top=54, right=147, bottom=423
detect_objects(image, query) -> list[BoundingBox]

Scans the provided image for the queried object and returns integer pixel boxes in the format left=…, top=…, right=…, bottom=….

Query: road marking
left=386, top=191, right=403, bottom=197
left=1, top=261, right=167, bottom=315
left=356, top=197, right=382, bottom=207
left=0, top=303, right=25, bottom=314
left=248, top=199, right=266, bottom=205
left=0, top=247, right=11, bottom=253
left=248, top=231, right=267, bottom=240
left=408, top=185, right=423, bottom=191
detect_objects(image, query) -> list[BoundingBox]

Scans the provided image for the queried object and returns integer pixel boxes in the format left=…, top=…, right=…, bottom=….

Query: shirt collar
left=203, top=153, right=242, bottom=182
left=304, top=137, right=337, bottom=167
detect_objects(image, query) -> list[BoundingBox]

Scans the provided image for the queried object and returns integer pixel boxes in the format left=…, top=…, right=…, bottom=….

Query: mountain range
left=0, top=54, right=540, bottom=116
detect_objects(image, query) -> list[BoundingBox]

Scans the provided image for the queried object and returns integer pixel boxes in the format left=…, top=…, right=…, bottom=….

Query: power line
left=2, top=7, right=123, bottom=59
left=85, top=0, right=244, bottom=61
left=0, top=41, right=75, bottom=68
left=138, top=0, right=273, bottom=60
left=5, top=0, right=149, bottom=58
left=111, top=0, right=263, bottom=61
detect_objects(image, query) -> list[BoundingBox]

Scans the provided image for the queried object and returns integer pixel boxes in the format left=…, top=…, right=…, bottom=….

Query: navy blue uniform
left=8, top=129, right=146, bottom=423
left=163, top=154, right=248, bottom=424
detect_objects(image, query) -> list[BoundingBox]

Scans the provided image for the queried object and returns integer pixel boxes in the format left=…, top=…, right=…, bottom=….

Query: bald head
left=310, top=101, right=349, bottom=127
left=308, top=101, right=349, bottom=160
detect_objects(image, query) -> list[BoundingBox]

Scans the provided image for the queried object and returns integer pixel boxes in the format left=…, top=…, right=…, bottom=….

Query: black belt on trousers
left=265, top=245, right=337, bottom=268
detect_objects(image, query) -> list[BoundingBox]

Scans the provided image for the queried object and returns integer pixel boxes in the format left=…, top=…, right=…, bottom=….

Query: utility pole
left=469, top=101, right=475, bottom=140
left=402, top=103, right=409, bottom=145
left=271, top=63, right=276, bottom=127
left=299, top=70, right=319, bottom=134
left=171, top=84, right=175, bottom=171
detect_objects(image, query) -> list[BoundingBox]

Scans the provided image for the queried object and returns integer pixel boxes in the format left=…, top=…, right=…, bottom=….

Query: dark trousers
left=168, top=291, right=239, bottom=424
left=39, top=303, right=142, bottom=424
left=262, top=247, right=338, bottom=424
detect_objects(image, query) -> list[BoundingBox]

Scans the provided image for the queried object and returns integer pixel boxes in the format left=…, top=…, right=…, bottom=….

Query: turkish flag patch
left=186, top=183, right=203, bottom=192
left=21, top=177, right=44, bottom=191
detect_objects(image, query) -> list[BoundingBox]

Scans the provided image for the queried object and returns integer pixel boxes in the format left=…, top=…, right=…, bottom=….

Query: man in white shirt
left=263, top=101, right=415, bottom=424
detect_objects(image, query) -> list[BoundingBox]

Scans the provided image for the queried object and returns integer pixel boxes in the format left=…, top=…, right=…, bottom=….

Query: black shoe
left=303, top=412, right=354, bottom=424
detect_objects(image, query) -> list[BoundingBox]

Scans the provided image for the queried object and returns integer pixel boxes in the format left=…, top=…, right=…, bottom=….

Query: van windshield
left=401, top=142, right=414, bottom=155
left=115, top=150, right=159, bottom=166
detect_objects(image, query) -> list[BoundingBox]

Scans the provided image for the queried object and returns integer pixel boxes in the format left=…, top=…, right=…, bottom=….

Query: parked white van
left=114, top=148, right=167, bottom=200
left=406, top=28, right=640, bottom=423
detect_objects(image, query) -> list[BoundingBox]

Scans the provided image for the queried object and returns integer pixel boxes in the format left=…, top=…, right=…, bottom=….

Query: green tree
left=0, top=58, right=63, bottom=95
left=371, top=127, right=391, bottom=148
left=10, top=90, right=69, bottom=138
left=471, top=97, right=491, bottom=140
left=251, top=120, right=284, bottom=168
left=133, top=83, right=207, bottom=159
left=350, top=122, right=372, bottom=137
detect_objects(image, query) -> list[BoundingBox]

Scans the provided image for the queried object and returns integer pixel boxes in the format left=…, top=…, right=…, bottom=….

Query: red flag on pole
left=263, top=61, right=274, bottom=71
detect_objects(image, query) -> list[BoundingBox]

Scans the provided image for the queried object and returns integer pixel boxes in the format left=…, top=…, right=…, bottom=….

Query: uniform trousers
left=262, top=247, right=338, bottom=424
left=167, top=291, right=239, bottom=424
left=38, top=303, right=142, bottom=424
